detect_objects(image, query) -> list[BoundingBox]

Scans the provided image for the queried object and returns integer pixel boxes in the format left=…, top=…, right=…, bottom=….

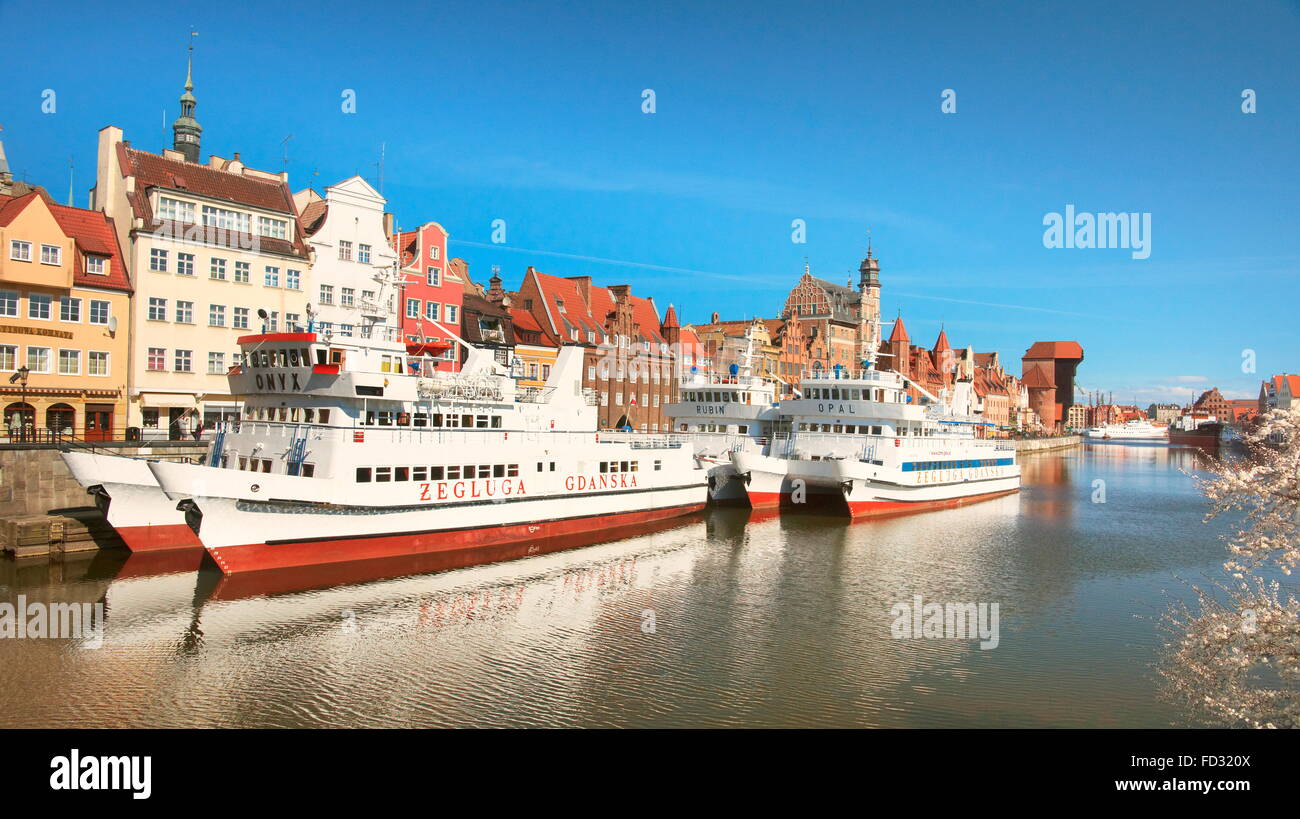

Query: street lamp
left=8, top=365, right=30, bottom=441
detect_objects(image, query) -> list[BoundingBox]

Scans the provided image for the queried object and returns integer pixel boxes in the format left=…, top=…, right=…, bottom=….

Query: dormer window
left=257, top=216, right=288, bottom=240
left=158, top=196, right=196, bottom=223
left=556, top=298, right=565, bottom=314
left=202, top=205, right=250, bottom=233
left=85, top=255, right=108, bottom=275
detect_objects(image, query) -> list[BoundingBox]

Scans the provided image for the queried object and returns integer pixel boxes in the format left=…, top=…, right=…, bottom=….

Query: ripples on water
left=0, top=444, right=1233, bottom=727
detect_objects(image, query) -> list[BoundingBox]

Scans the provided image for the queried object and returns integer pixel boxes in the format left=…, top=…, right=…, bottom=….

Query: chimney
left=569, top=275, right=593, bottom=306
left=383, top=212, right=395, bottom=238
left=608, top=284, right=631, bottom=303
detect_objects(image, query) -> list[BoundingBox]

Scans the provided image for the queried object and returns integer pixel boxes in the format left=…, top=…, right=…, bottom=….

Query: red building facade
left=392, top=222, right=463, bottom=372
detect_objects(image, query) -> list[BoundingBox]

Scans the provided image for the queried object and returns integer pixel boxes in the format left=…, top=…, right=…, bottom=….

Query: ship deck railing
left=213, top=421, right=690, bottom=449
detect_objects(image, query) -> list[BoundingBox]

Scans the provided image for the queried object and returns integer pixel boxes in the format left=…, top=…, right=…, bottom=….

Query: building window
left=286, top=269, right=301, bottom=290
left=59, top=297, right=81, bottom=323
left=147, top=347, right=166, bottom=371
left=446, top=305, right=458, bottom=323
left=174, top=349, right=193, bottom=372
left=209, top=257, right=227, bottom=280
left=406, top=298, right=420, bottom=319
left=10, top=240, right=31, bottom=261
left=264, top=266, right=279, bottom=287
left=177, top=253, right=195, bottom=276
left=341, top=287, right=355, bottom=307
left=209, top=304, right=226, bottom=327
left=159, top=197, right=196, bottom=223
left=286, top=313, right=300, bottom=331
left=233, top=307, right=249, bottom=330
left=0, top=345, right=15, bottom=371
left=208, top=352, right=225, bottom=374
left=88, top=351, right=109, bottom=376
left=234, top=261, right=250, bottom=283
left=266, top=312, right=278, bottom=332
left=257, top=216, right=288, bottom=239
left=26, top=346, right=52, bottom=373
left=358, top=244, right=371, bottom=264
left=150, top=248, right=168, bottom=272
left=148, top=297, right=167, bottom=321
left=40, top=244, right=62, bottom=265
left=0, top=290, right=17, bottom=317
left=86, top=256, right=107, bottom=275
left=425, top=302, right=439, bottom=321
left=89, top=300, right=110, bottom=325
left=319, top=285, right=334, bottom=305
left=28, top=294, right=51, bottom=320
left=338, top=240, right=353, bottom=261
left=202, top=205, right=250, bottom=233
left=427, top=267, right=440, bottom=286
left=176, top=301, right=194, bottom=323
left=429, top=245, right=440, bottom=260
left=58, top=349, right=80, bottom=375
left=339, top=323, right=354, bottom=337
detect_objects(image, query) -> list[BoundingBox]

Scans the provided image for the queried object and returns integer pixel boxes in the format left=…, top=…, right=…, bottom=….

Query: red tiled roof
left=118, top=145, right=307, bottom=258
left=1024, top=340, right=1084, bottom=360
left=932, top=327, right=951, bottom=353
left=0, top=192, right=130, bottom=293
left=528, top=269, right=669, bottom=345
left=887, top=315, right=909, bottom=343
left=299, top=199, right=328, bottom=237
left=1020, top=365, right=1055, bottom=389
left=662, top=304, right=679, bottom=329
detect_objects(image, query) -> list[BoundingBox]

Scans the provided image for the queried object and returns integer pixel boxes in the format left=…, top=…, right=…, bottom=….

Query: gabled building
left=1259, top=374, right=1299, bottom=413
left=0, top=186, right=131, bottom=439
left=91, top=54, right=311, bottom=436
left=293, top=177, right=400, bottom=342
left=391, top=221, right=463, bottom=372
left=1191, top=386, right=1232, bottom=421
left=781, top=244, right=882, bottom=371
left=515, top=267, right=682, bottom=431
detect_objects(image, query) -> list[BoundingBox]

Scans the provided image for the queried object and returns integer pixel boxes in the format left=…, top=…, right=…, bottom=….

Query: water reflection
left=0, top=445, right=1234, bottom=728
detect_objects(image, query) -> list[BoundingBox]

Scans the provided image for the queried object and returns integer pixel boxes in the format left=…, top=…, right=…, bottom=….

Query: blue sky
left=1, top=0, right=1296, bottom=405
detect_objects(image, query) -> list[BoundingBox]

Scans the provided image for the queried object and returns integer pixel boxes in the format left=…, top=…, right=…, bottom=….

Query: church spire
left=172, top=31, right=202, bottom=162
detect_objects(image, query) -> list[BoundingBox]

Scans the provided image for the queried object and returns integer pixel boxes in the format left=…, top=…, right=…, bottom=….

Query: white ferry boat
left=60, top=452, right=201, bottom=552
left=139, top=329, right=706, bottom=574
left=729, top=364, right=1020, bottom=517
left=1082, top=419, right=1168, bottom=440
left=663, top=325, right=781, bottom=504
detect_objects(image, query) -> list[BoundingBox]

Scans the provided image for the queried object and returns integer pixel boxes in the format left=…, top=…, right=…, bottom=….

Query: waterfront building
left=781, top=244, right=881, bottom=372
left=686, top=315, right=779, bottom=381
left=90, top=56, right=310, bottom=436
left=0, top=186, right=131, bottom=438
left=1066, top=403, right=1091, bottom=431
left=1191, top=387, right=1232, bottom=421
left=391, top=221, right=463, bottom=371
left=1020, top=341, right=1085, bottom=434
left=293, top=177, right=400, bottom=342
left=1146, top=402, right=1180, bottom=423
left=1258, top=374, right=1299, bottom=413
left=515, top=267, right=684, bottom=431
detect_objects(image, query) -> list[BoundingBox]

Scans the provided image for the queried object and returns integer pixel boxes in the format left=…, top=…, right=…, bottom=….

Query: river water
left=0, top=444, right=1233, bottom=727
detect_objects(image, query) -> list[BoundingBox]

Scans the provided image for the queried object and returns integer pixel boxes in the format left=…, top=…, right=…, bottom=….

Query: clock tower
left=171, top=38, right=202, bottom=163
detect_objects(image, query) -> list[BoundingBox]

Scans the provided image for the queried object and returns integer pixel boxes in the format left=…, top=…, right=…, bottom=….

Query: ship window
left=493, top=464, right=505, bottom=478
left=507, top=464, right=519, bottom=477
left=654, top=460, right=662, bottom=471
left=430, top=467, right=444, bottom=480
left=461, top=414, right=473, bottom=428
left=431, top=413, right=444, bottom=427
left=630, top=461, right=639, bottom=472
left=738, top=425, right=748, bottom=434
left=239, top=457, right=249, bottom=471
left=304, top=408, right=315, bottom=423
left=599, top=462, right=608, bottom=473
left=301, top=463, right=315, bottom=478
left=414, top=413, right=428, bottom=427
left=620, top=461, right=629, bottom=472
left=413, top=467, right=428, bottom=481
left=476, top=415, right=489, bottom=429
left=491, top=416, right=502, bottom=429
left=316, top=349, right=327, bottom=365
left=478, top=465, right=491, bottom=478
left=550, top=462, right=556, bottom=472
left=291, top=408, right=301, bottom=422
left=537, top=462, right=544, bottom=472
left=447, top=466, right=461, bottom=480
left=319, top=409, right=331, bottom=424
left=261, top=459, right=273, bottom=473
left=375, top=467, right=392, bottom=483
left=395, top=467, right=410, bottom=481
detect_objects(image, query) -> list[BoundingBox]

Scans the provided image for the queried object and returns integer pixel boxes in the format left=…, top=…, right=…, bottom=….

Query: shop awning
left=138, top=392, right=197, bottom=408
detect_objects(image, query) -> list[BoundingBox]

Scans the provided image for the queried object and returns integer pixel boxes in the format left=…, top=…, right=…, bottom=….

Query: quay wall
left=0, top=442, right=207, bottom=519
left=1012, top=435, right=1081, bottom=453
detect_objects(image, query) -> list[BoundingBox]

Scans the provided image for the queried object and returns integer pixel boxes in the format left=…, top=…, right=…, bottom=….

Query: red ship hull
left=116, top=523, right=203, bottom=552
left=206, top=501, right=706, bottom=575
